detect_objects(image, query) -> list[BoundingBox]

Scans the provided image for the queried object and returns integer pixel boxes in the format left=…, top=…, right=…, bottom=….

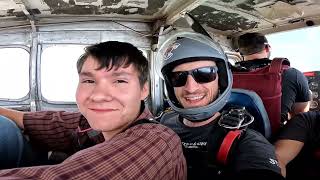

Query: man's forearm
left=288, top=101, right=310, bottom=120
left=0, top=107, right=25, bottom=129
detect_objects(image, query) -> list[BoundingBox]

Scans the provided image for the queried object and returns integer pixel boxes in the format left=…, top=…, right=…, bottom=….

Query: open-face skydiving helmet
left=157, top=31, right=233, bottom=121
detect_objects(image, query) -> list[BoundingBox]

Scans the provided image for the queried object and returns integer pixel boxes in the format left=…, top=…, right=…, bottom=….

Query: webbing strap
left=269, top=58, right=290, bottom=73
left=216, top=130, right=242, bottom=165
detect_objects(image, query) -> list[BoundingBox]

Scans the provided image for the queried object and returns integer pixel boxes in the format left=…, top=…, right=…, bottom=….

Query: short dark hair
left=237, top=32, right=268, bottom=55
left=77, top=41, right=149, bottom=87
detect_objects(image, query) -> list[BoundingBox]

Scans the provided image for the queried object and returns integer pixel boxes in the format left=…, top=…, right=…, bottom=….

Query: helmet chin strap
left=182, top=111, right=221, bottom=127
left=184, top=114, right=213, bottom=122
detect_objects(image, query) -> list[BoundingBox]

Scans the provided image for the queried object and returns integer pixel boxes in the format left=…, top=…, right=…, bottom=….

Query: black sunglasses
left=168, top=66, right=218, bottom=87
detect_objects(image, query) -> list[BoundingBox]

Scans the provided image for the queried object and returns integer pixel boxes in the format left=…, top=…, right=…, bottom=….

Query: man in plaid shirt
left=0, top=41, right=186, bottom=179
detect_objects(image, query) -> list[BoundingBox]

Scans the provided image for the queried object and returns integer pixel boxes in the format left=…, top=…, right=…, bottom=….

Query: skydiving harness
left=208, top=107, right=254, bottom=166
left=129, top=107, right=254, bottom=168
left=232, top=58, right=290, bottom=134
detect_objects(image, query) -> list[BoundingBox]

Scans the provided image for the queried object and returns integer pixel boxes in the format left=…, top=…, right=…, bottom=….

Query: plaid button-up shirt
left=0, top=106, right=187, bottom=179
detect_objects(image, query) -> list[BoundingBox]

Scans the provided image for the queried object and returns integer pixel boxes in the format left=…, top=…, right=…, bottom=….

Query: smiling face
left=76, top=56, right=149, bottom=140
left=172, top=60, right=219, bottom=108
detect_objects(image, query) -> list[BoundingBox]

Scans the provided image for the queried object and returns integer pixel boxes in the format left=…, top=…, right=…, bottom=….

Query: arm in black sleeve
left=278, top=111, right=320, bottom=144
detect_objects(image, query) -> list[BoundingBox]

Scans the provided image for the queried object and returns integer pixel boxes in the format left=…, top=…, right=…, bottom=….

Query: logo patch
left=269, top=158, right=279, bottom=167
left=163, top=42, right=180, bottom=61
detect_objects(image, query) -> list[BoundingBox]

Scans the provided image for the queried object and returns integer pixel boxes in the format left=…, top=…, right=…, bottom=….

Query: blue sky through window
left=267, top=25, right=320, bottom=72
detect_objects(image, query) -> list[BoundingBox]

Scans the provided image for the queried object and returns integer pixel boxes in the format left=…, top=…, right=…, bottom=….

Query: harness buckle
left=218, top=107, right=254, bottom=130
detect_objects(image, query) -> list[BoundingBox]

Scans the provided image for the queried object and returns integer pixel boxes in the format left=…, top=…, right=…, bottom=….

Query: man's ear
left=141, top=82, right=149, bottom=100
left=265, top=44, right=271, bottom=58
left=265, top=44, right=271, bottom=52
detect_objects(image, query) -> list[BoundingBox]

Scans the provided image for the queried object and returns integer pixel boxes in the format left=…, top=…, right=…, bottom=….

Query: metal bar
left=165, top=0, right=207, bottom=25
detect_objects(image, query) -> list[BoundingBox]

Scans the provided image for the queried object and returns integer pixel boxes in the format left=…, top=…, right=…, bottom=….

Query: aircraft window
left=267, top=26, right=320, bottom=72
left=267, top=26, right=320, bottom=111
left=40, top=45, right=148, bottom=102
left=0, top=47, right=29, bottom=99
left=41, top=45, right=86, bottom=102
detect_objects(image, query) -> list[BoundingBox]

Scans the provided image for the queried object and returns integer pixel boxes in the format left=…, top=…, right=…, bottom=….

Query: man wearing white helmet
left=159, top=32, right=284, bottom=179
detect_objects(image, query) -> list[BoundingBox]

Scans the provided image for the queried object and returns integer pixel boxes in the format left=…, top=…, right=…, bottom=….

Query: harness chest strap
left=216, top=130, right=242, bottom=165
left=212, top=107, right=253, bottom=166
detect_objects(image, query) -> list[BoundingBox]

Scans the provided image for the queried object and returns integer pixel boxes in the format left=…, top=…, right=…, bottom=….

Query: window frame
left=37, top=43, right=87, bottom=111
left=0, top=45, right=31, bottom=102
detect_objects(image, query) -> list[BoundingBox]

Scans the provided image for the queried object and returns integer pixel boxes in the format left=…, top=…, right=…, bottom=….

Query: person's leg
left=0, top=115, right=49, bottom=169
left=0, top=115, right=24, bottom=169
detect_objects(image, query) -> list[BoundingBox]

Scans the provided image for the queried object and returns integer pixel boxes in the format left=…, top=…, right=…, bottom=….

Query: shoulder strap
left=208, top=107, right=253, bottom=166
left=269, top=57, right=290, bottom=73
left=216, top=130, right=242, bottom=165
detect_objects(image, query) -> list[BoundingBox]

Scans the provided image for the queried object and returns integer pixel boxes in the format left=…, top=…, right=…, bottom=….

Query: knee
left=0, top=115, right=24, bottom=169
left=0, top=115, right=23, bottom=144
left=0, top=115, right=18, bottom=127
left=0, top=115, right=21, bottom=134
